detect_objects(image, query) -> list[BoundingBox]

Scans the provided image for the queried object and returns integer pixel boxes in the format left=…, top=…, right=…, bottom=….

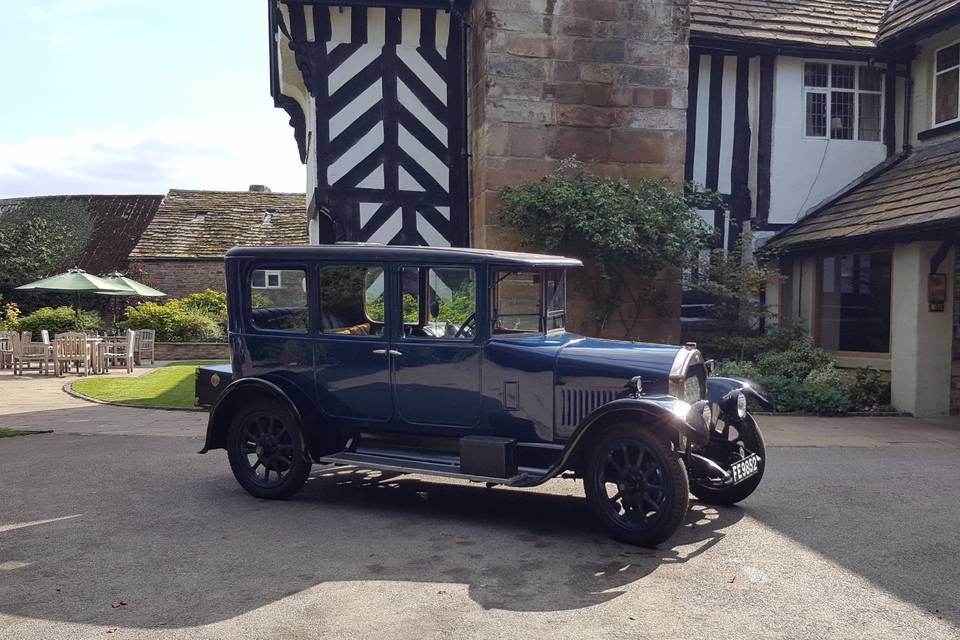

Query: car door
left=238, top=263, right=315, bottom=401
left=313, top=262, right=393, bottom=423
left=390, top=265, right=482, bottom=430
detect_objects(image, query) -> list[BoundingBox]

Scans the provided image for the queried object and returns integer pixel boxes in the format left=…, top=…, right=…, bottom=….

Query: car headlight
left=736, top=392, right=747, bottom=418
left=683, top=375, right=701, bottom=402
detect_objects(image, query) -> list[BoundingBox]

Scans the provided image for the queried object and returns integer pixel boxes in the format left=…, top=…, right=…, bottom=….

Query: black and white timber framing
left=685, top=38, right=900, bottom=251
left=270, top=0, right=470, bottom=247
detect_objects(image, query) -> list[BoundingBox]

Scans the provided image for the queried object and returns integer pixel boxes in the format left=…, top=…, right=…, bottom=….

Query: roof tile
left=130, top=189, right=307, bottom=259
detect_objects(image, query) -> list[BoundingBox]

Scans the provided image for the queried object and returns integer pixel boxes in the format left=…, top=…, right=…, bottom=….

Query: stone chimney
left=249, top=184, right=271, bottom=193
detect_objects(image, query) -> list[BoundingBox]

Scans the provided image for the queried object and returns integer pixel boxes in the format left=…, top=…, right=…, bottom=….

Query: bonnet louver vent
left=559, top=387, right=622, bottom=430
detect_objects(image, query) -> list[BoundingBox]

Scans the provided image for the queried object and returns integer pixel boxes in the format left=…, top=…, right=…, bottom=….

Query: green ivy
left=0, top=200, right=94, bottom=305
left=497, top=158, right=711, bottom=336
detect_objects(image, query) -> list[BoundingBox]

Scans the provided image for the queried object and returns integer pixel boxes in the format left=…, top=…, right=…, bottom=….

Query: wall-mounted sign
left=929, top=272, right=947, bottom=312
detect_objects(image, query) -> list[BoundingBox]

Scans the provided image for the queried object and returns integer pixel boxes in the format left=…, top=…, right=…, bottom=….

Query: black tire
left=691, top=414, right=765, bottom=505
left=227, top=399, right=312, bottom=500
left=583, top=424, right=689, bottom=547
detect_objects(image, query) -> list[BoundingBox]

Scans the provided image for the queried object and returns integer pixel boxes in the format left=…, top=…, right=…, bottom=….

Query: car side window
left=492, top=270, right=542, bottom=334
left=249, top=268, right=308, bottom=333
left=319, top=264, right=385, bottom=337
left=400, top=267, right=477, bottom=340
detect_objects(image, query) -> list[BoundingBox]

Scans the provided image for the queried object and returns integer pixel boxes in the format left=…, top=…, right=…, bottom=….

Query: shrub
left=497, top=158, right=710, bottom=337
left=178, top=290, right=228, bottom=326
left=119, top=301, right=224, bottom=342
left=713, top=325, right=877, bottom=415
left=848, top=368, right=890, bottom=411
left=16, top=306, right=101, bottom=335
left=0, top=302, right=22, bottom=331
left=715, top=360, right=760, bottom=380
left=18, top=306, right=99, bottom=335
left=755, top=332, right=832, bottom=380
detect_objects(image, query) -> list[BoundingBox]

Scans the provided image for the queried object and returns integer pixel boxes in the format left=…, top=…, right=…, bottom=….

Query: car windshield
left=492, top=269, right=565, bottom=335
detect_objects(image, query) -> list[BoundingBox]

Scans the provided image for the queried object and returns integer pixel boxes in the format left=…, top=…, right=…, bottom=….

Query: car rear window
left=249, top=268, right=308, bottom=333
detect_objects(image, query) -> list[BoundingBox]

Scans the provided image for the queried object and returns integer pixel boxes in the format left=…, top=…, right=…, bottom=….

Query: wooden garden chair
left=134, top=329, right=156, bottom=365
left=105, top=330, right=137, bottom=374
left=0, top=331, right=15, bottom=369
left=53, top=332, right=91, bottom=377
left=8, top=332, right=51, bottom=375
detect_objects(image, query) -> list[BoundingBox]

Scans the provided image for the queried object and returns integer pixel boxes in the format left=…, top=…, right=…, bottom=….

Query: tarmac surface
left=1, top=369, right=958, bottom=639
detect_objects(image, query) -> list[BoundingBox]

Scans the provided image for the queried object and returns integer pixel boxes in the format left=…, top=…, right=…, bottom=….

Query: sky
left=0, top=0, right=306, bottom=198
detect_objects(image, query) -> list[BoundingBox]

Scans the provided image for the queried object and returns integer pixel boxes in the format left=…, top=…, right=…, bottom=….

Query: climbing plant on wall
left=498, top=158, right=715, bottom=338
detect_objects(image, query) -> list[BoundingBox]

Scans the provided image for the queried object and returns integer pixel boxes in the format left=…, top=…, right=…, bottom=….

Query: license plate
left=730, top=454, right=760, bottom=484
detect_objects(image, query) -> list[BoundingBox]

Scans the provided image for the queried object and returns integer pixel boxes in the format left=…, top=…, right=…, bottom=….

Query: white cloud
left=0, top=119, right=307, bottom=197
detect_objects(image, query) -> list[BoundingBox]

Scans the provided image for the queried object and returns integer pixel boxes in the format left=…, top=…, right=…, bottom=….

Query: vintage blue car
left=198, top=244, right=768, bottom=546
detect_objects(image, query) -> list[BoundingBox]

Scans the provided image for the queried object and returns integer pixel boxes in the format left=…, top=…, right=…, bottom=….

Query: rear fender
left=200, top=377, right=334, bottom=458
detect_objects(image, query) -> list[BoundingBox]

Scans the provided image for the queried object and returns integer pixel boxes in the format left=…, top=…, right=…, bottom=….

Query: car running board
left=317, top=450, right=529, bottom=486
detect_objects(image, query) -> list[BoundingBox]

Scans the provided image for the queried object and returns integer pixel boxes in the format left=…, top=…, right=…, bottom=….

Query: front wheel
left=691, top=414, right=765, bottom=505
left=583, top=425, right=689, bottom=547
left=227, top=399, right=312, bottom=499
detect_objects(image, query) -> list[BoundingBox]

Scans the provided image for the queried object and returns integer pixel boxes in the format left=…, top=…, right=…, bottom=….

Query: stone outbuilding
left=130, top=188, right=307, bottom=298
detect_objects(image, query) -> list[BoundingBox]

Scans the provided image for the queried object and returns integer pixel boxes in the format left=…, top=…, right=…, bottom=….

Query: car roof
left=225, top=243, right=584, bottom=268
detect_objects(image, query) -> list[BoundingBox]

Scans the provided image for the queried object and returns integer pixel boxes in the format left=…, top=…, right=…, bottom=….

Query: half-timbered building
left=267, top=0, right=693, bottom=342
left=760, top=0, right=960, bottom=416
left=686, top=0, right=894, bottom=250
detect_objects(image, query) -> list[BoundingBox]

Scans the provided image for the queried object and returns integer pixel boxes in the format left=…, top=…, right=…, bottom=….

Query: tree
left=497, top=158, right=712, bottom=337
left=0, top=200, right=94, bottom=301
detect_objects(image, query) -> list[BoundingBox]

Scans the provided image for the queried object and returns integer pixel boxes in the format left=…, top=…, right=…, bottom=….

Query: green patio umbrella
left=97, top=272, right=167, bottom=298
left=15, top=268, right=133, bottom=326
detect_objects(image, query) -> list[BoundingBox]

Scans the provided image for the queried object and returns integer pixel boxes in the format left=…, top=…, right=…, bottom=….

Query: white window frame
left=252, top=269, right=283, bottom=289
left=802, top=61, right=884, bottom=142
left=933, top=40, right=960, bottom=127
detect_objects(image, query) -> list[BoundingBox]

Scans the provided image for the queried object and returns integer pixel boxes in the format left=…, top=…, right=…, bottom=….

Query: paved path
left=0, top=370, right=958, bottom=639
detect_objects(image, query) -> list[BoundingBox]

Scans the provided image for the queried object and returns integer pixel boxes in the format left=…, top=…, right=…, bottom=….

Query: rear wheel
left=583, top=424, right=689, bottom=547
left=691, top=414, right=765, bottom=505
left=227, top=399, right=312, bottom=499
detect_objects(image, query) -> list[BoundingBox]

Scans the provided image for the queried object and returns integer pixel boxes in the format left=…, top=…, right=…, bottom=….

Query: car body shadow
left=0, top=440, right=744, bottom=629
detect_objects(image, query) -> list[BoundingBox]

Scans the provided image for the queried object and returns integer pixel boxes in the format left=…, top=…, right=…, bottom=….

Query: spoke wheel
left=227, top=399, right=311, bottom=499
left=584, top=425, right=689, bottom=547
left=691, top=414, right=766, bottom=505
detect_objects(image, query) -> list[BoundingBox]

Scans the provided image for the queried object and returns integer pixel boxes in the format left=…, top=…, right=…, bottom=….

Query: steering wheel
left=455, top=312, right=477, bottom=339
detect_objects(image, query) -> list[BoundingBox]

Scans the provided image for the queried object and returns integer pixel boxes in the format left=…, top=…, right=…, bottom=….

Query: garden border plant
left=497, top=158, right=715, bottom=338
left=717, top=324, right=894, bottom=415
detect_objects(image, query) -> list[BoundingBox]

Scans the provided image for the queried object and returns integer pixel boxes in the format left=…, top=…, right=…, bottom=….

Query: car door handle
left=372, top=349, right=402, bottom=357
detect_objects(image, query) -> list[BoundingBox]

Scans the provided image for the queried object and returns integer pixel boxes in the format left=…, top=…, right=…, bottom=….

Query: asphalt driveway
left=0, top=373, right=958, bottom=639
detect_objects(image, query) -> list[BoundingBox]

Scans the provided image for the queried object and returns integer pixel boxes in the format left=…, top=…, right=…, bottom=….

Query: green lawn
left=72, top=361, right=227, bottom=409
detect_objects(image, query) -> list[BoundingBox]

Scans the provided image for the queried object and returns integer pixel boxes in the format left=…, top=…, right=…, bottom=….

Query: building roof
left=130, top=189, right=308, bottom=260
left=691, top=0, right=891, bottom=51
left=0, top=194, right=163, bottom=275
left=878, top=0, right=960, bottom=45
left=765, top=138, right=960, bottom=253
left=226, top=244, right=584, bottom=268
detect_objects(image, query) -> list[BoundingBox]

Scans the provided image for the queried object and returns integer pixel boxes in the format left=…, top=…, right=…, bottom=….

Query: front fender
left=707, top=376, right=774, bottom=412
left=199, top=377, right=305, bottom=454
left=514, top=396, right=709, bottom=487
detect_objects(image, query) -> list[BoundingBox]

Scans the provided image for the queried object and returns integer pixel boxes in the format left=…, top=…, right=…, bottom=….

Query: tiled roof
left=130, top=189, right=307, bottom=259
left=878, top=0, right=960, bottom=45
left=765, top=138, right=960, bottom=252
left=691, top=0, right=891, bottom=50
left=0, top=194, right=163, bottom=275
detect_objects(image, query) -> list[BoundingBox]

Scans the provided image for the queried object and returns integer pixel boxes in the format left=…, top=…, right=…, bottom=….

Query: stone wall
left=137, top=259, right=226, bottom=299
left=154, top=342, right=230, bottom=361
left=467, top=0, right=689, bottom=341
